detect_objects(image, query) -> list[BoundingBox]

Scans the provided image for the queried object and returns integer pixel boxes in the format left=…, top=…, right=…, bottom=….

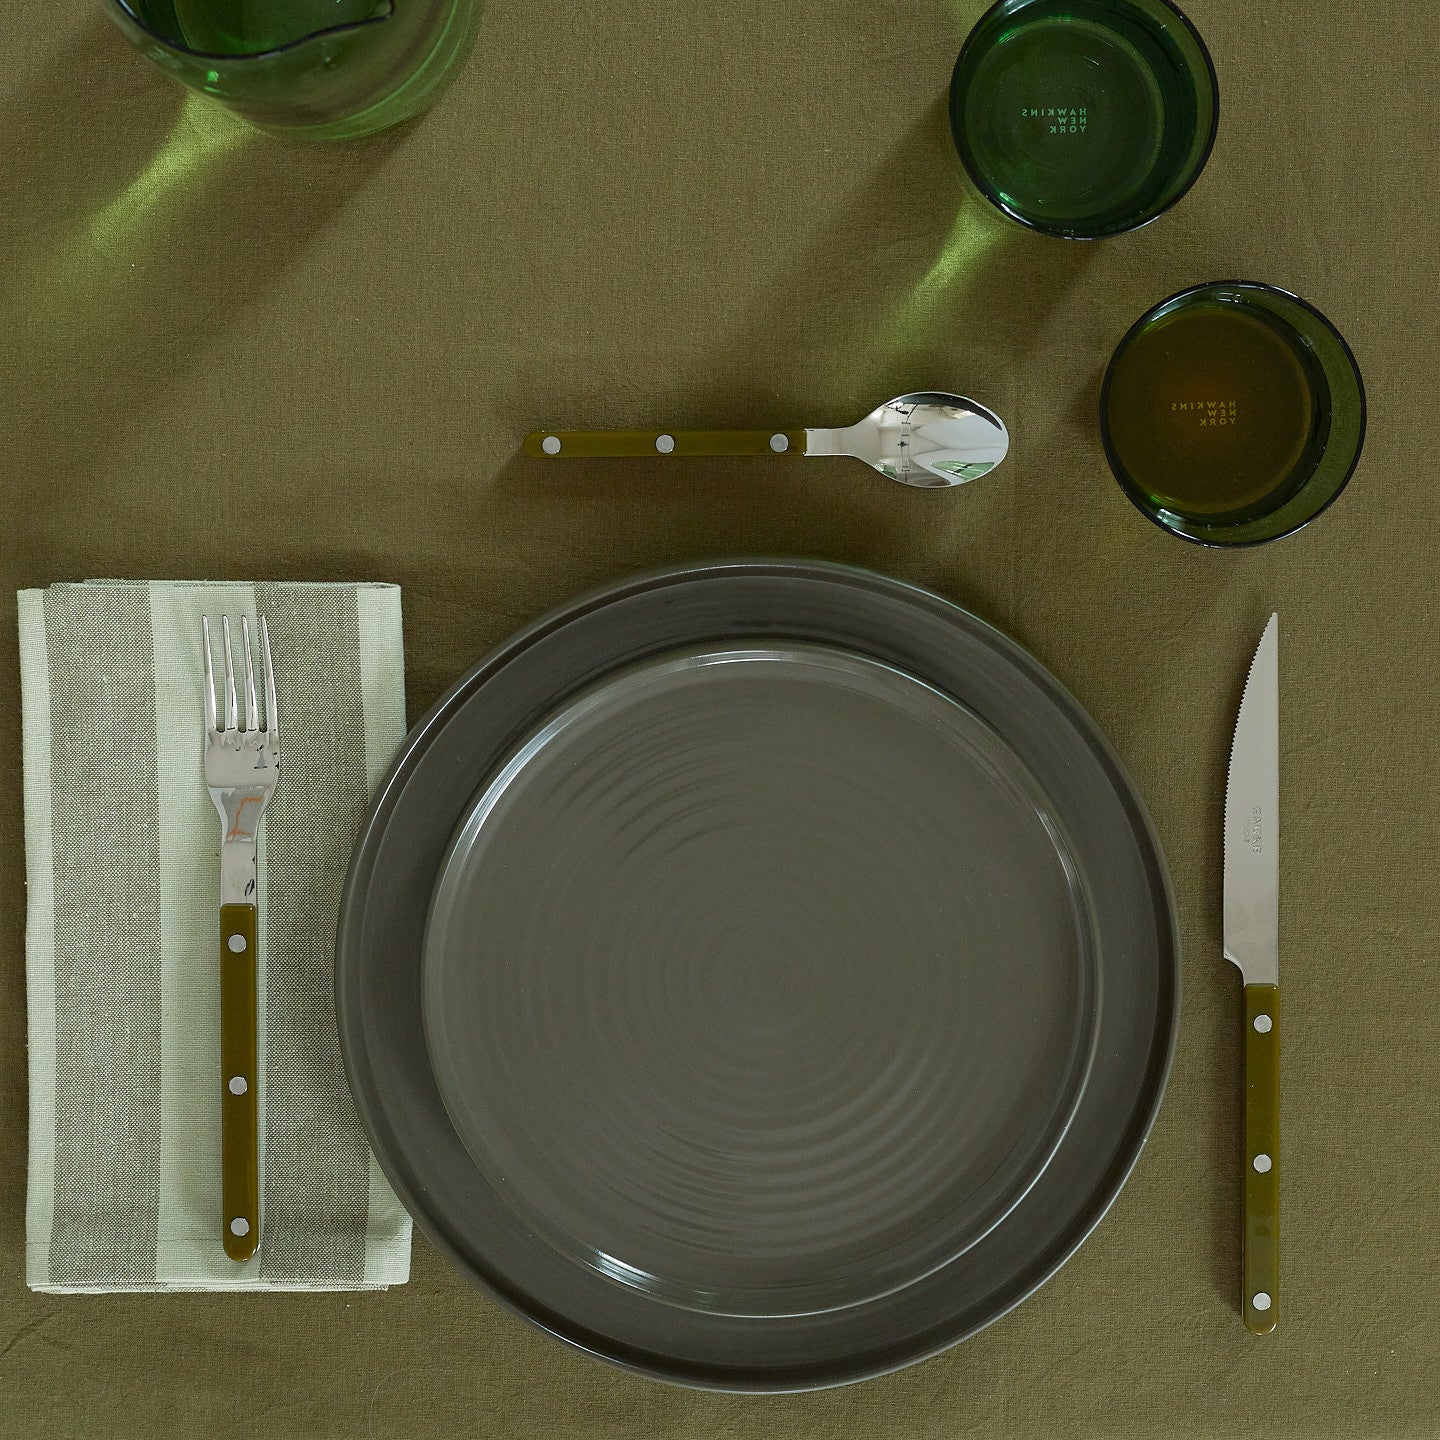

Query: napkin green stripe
left=255, top=583, right=371, bottom=1285
left=44, top=585, right=163, bottom=1287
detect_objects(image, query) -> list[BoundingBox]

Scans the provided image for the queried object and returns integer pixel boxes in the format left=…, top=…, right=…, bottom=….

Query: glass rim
left=1099, top=279, right=1368, bottom=548
left=110, top=0, right=395, bottom=63
left=949, top=0, right=1221, bottom=241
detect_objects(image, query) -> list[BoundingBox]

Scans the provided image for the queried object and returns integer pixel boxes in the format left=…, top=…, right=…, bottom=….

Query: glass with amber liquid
left=1101, top=282, right=1366, bottom=545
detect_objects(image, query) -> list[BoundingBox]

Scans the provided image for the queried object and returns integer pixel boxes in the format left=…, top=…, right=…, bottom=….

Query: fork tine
left=202, top=616, right=217, bottom=733
left=241, top=616, right=258, bottom=734
left=260, top=615, right=278, bottom=741
left=221, top=616, right=238, bottom=732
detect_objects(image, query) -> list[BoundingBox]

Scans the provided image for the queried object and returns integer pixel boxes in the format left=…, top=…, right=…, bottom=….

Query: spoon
left=523, top=392, right=1010, bottom=489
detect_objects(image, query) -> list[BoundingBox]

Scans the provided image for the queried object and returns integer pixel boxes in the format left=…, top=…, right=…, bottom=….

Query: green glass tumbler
left=106, top=0, right=480, bottom=139
left=1100, top=282, right=1367, bottom=546
left=949, top=0, right=1218, bottom=239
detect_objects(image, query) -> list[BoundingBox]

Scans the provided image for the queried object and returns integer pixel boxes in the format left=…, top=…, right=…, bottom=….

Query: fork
left=203, top=614, right=280, bottom=1262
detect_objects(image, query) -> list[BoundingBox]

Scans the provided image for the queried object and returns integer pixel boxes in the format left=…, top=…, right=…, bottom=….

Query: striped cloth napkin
left=17, top=581, right=413, bottom=1292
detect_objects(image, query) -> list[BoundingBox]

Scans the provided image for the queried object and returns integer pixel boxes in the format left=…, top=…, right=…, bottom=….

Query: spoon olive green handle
left=1243, top=983, right=1278, bottom=1332
left=524, top=429, right=807, bottom=459
left=221, top=902, right=259, bottom=1262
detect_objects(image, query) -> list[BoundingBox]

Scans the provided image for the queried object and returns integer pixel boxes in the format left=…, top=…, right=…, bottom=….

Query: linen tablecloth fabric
left=17, top=581, right=412, bottom=1292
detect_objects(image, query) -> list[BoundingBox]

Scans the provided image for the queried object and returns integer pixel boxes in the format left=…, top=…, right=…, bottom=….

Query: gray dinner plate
left=336, top=560, right=1179, bottom=1390
left=422, top=642, right=1096, bottom=1321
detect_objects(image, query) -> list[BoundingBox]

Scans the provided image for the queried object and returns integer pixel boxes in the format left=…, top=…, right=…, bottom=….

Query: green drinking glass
left=1100, top=282, right=1367, bottom=546
left=106, top=0, right=480, bottom=139
left=949, top=0, right=1218, bottom=239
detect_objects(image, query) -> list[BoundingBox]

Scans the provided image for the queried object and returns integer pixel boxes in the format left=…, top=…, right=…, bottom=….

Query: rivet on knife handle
left=1243, top=983, right=1279, bottom=1332
left=221, top=901, right=259, bottom=1262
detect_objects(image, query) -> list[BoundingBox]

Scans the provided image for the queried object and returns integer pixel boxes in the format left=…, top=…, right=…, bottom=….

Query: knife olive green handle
left=220, top=902, right=259, bottom=1263
left=524, top=429, right=808, bottom=459
left=1243, top=983, right=1279, bottom=1333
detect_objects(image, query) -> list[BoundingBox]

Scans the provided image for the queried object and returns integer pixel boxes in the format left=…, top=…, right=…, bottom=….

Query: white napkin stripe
left=18, top=591, right=57, bottom=1291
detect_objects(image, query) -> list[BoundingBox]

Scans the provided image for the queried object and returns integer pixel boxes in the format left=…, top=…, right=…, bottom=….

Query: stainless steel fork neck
left=212, top=776, right=269, bottom=905
left=207, top=741, right=276, bottom=907
left=219, top=831, right=259, bottom=907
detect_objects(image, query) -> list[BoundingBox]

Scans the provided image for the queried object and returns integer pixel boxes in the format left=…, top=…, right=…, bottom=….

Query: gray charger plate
left=336, top=560, right=1179, bottom=1391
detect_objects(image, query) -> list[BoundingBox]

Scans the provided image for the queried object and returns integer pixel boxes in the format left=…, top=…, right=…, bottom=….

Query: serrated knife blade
left=1223, top=613, right=1280, bottom=1335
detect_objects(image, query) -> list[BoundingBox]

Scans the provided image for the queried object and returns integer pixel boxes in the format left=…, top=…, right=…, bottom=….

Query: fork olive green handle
left=524, top=429, right=808, bottom=459
left=1244, top=983, right=1278, bottom=1333
left=221, top=902, right=259, bottom=1262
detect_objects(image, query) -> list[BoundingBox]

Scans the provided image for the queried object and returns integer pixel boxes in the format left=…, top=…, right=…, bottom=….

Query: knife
left=1223, top=613, right=1280, bottom=1333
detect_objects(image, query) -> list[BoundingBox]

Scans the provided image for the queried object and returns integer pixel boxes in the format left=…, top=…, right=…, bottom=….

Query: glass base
left=108, top=0, right=481, bottom=141
left=252, top=0, right=480, bottom=139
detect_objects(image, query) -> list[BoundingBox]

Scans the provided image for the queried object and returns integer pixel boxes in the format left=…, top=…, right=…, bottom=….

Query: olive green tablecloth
left=2, top=2, right=1437, bottom=1435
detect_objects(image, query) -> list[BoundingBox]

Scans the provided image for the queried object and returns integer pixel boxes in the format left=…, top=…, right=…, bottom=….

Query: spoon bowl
left=807, top=391, right=1010, bottom=488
